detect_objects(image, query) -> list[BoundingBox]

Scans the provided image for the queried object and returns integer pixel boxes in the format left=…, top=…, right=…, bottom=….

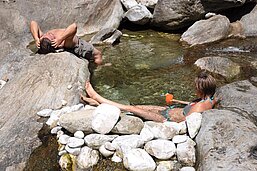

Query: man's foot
left=80, top=93, right=100, bottom=106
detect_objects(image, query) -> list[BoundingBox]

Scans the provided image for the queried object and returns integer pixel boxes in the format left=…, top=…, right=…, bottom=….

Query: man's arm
left=51, top=23, right=77, bottom=48
left=30, top=21, right=43, bottom=48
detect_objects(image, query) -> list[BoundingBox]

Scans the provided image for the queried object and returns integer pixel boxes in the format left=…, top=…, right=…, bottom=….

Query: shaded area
left=24, top=123, right=60, bottom=171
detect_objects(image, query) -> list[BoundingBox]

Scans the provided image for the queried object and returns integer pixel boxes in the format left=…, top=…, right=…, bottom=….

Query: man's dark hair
left=38, top=38, right=56, bottom=54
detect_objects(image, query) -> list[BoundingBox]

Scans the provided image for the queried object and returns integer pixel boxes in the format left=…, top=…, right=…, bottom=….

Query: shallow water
left=91, top=30, right=257, bottom=106
left=26, top=30, right=257, bottom=170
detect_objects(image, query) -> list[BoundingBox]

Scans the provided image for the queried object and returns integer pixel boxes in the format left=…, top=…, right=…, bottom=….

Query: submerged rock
left=194, top=56, right=241, bottom=79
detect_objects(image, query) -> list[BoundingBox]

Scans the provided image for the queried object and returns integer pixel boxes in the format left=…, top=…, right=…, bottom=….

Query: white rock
left=178, top=121, right=187, bottom=134
left=140, top=123, right=154, bottom=142
left=163, top=121, right=182, bottom=134
left=172, top=135, right=189, bottom=144
left=57, top=130, right=64, bottom=139
left=112, top=135, right=145, bottom=149
left=0, top=80, right=7, bottom=89
left=111, top=152, right=122, bottom=163
left=84, top=105, right=96, bottom=110
left=67, top=84, right=72, bottom=90
left=186, top=112, right=202, bottom=138
left=51, top=126, right=62, bottom=134
left=156, top=160, right=177, bottom=171
left=69, top=103, right=84, bottom=112
left=104, top=142, right=117, bottom=151
left=37, top=109, right=53, bottom=117
left=205, top=12, right=216, bottom=19
left=177, top=139, right=196, bottom=166
left=137, top=0, right=158, bottom=8
left=144, top=139, right=176, bottom=160
left=140, top=121, right=177, bottom=140
left=58, top=150, right=67, bottom=156
left=123, top=148, right=156, bottom=171
left=65, top=145, right=81, bottom=156
left=92, top=103, right=120, bottom=134
left=62, top=100, right=67, bottom=106
left=120, top=0, right=138, bottom=10
left=46, top=110, right=62, bottom=128
left=180, top=166, right=196, bottom=171
left=99, top=144, right=115, bottom=157
left=84, top=134, right=118, bottom=149
left=59, top=135, right=70, bottom=145
left=67, top=137, right=84, bottom=148
left=60, top=106, right=71, bottom=114
left=74, top=131, right=84, bottom=139
left=77, top=146, right=99, bottom=169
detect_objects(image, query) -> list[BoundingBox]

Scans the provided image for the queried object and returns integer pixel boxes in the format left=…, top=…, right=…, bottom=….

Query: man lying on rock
left=30, top=21, right=102, bottom=65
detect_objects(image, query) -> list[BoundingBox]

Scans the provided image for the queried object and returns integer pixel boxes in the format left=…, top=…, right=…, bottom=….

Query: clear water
left=91, top=30, right=257, bottom=107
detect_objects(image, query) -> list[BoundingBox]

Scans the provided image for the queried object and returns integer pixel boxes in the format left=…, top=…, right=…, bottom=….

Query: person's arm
left=30, top=21, right=43, bottom=48
left=51, top=23, right=77, bottom=48
left=172, top=99, right=190, bottom=105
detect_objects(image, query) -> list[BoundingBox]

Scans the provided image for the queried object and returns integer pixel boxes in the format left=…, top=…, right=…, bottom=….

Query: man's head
left=195, top=71, right=216, bottom=98
left=37, top=38, right=56, bottom=54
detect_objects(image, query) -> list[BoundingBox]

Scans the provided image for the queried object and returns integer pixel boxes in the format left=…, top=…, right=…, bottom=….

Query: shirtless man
left=30, top=21, right=102, bottom=65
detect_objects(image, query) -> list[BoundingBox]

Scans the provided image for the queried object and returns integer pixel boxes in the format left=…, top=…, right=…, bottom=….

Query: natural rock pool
left=26, top=29, right=257, bottom=170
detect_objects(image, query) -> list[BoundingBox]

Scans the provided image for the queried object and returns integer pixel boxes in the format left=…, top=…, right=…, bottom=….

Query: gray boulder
left=196, top=109, right=257, bottom=171
left=181, top=15, right=230, bottom=45
left=136, top=0, right=158, bottom=9
left=0, top=52, right=88, bottom=170
left=241, top=4, right=257, bottom=37
left=194, top=56, right=241, bottom=79
left=59, top=108, right=95, bottom=134
left=111, top=114, right=144, bottom=134
left=216, top=80, right=257, bottom=120
left=151, top=0, right=205, bottom=30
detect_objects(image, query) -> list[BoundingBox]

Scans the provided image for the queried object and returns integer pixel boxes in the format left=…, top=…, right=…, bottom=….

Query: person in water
left=82, top=71, right=218, bottom=123
left=30, top=21, right=102, bottom=65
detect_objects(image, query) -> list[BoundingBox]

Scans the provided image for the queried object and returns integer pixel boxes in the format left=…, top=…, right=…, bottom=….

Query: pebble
left=65, top=145, right=81, bottom=156
left=37, top=109, right=53, bottom=117
left=111, top=152, right=122, bottom=163
left=61, top=100, right=67, bottom=106
left=67, top=137, right=85, bottom=148
left=0, top=80, right=7, bottom=89
left=74, top=131, right=85, bottom=139
left=57, top=130, right=64, bottom=139
left=172, top=135, right=189, bottom=144
left=51, top=126, right=62, bottom=134
left=58, top=150, right=67, bottom=156
left=59, top=135, right=70, bottom=145
left=67, top=85, right=72, bottom=90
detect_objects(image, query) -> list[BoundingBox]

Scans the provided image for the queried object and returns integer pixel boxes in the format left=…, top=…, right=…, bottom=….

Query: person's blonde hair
left=195, top=71, right=216, bottom=98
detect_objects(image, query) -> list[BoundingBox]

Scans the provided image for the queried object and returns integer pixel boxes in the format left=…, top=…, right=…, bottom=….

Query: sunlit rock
left=92, top=103, right=120, bottom=134
left=123, top=148, right=156, bottom=171
left=144, top=139, right=176, bottom=160
left=77, top=146, right=99, bottom=169
left=84, top=134, right=118, bottom=149
left=186, top=112, right=202, bottom=139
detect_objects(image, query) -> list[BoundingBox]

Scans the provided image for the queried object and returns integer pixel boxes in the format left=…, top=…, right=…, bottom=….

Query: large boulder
left=216, top=80, right=257, bottom=119
left=151, top=0, right=255, bottom=31
left=196, top=109, right=257, bottom=171
left=241, top=4, right=257, bottom=37
left=181, top=15, right=230, bottom=46
left=0, top=52, right=89, bottom=170
left=151, top=0, right=205, bottom=30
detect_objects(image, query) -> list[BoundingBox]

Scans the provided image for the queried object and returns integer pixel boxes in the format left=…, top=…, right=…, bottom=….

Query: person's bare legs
left=80, top=93, right=100, bottom=106
left=85, top=81, right=165, bottom=122
left=93, top=48, right=102, bottom=65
